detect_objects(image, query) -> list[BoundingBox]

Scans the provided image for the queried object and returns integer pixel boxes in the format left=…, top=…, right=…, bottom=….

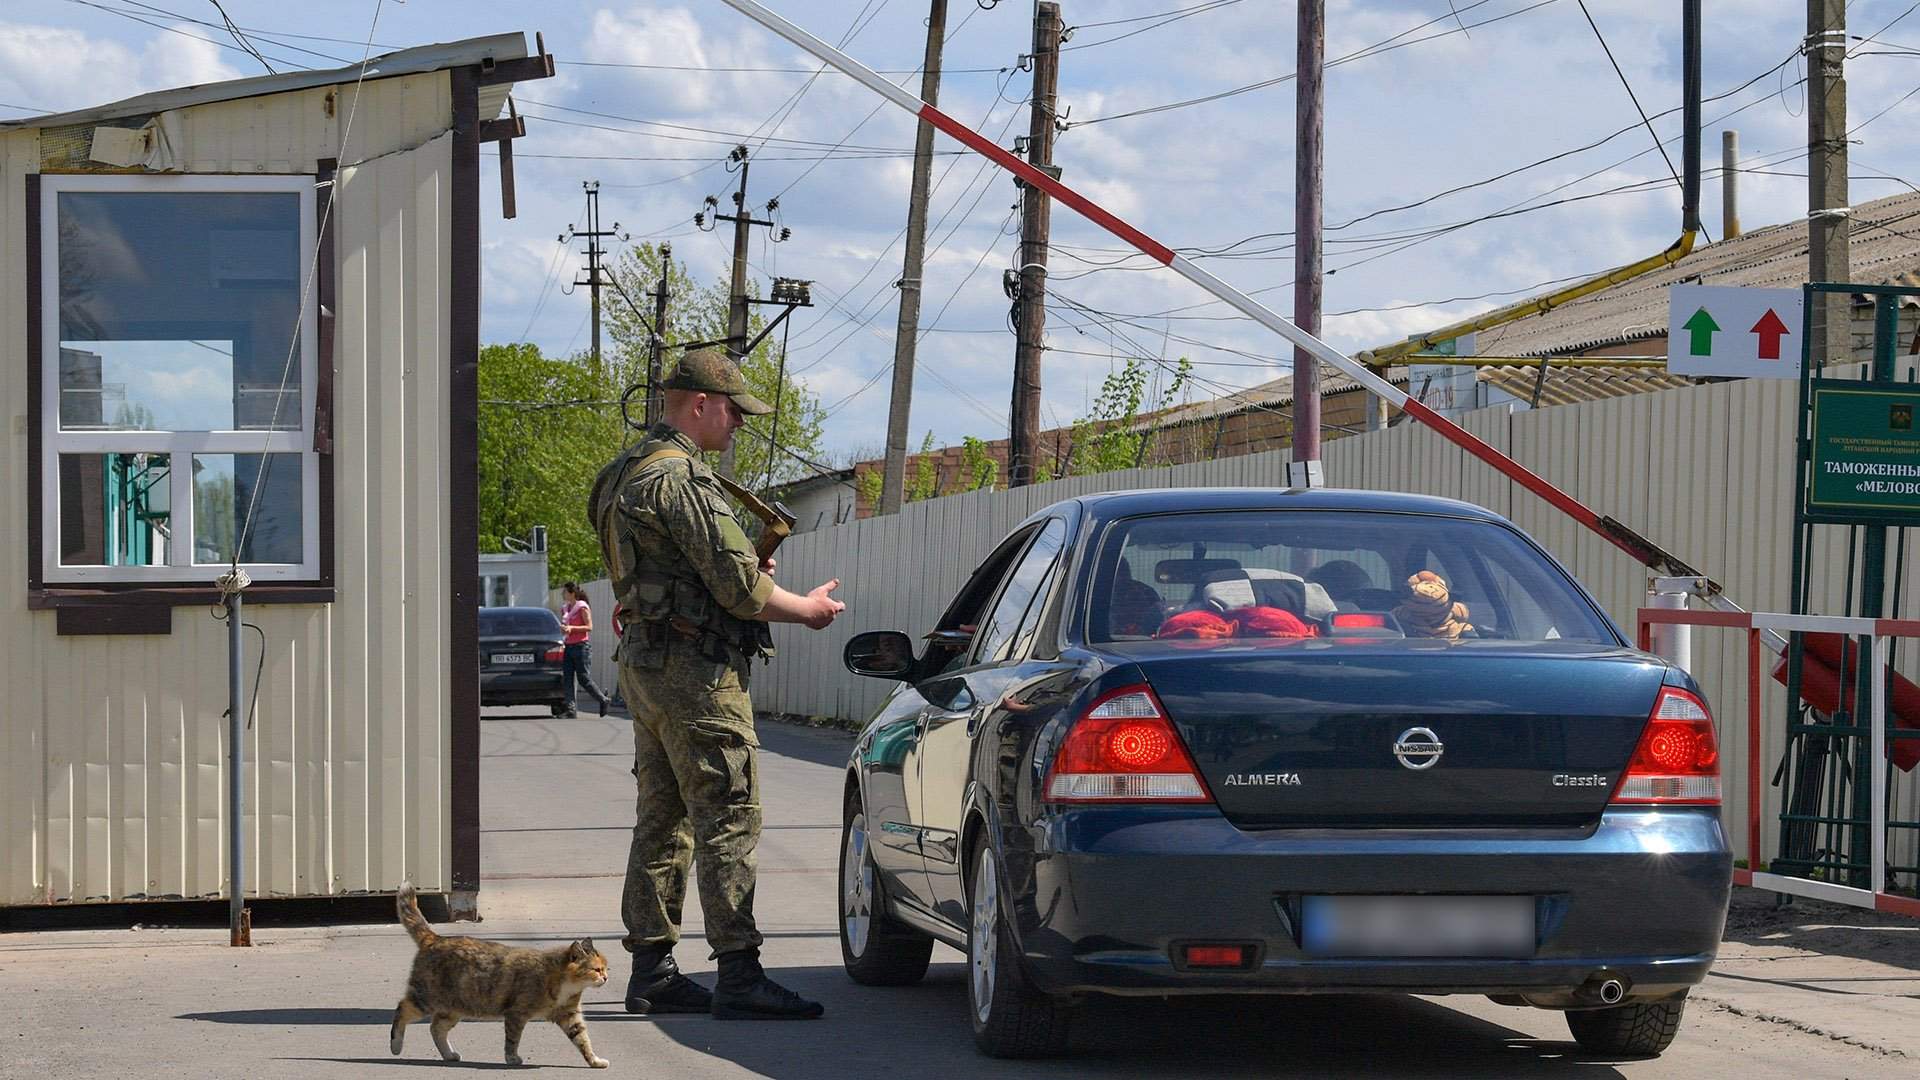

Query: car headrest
left=1199, top=568, right=1335, bottom=620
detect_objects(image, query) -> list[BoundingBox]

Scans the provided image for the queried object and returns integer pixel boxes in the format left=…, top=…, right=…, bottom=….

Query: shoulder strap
left=635, top=446, right=693, bottom=472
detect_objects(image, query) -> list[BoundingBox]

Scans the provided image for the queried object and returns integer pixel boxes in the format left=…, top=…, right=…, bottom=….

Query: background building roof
left=1468, top=191, right=1920, bottom=357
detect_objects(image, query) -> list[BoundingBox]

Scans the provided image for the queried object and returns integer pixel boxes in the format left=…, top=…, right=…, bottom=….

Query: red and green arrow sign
left=1668, top=285, right=1803, bottom=380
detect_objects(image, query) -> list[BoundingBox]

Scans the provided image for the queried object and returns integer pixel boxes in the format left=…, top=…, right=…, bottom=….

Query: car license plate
left=1300, top=895, right=1535, bottom=958
left=491, top=652, right=535, bottom=664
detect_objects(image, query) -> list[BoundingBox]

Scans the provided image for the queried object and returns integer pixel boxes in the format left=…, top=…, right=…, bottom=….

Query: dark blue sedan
left=837, top=488, right=1730, bottom=1059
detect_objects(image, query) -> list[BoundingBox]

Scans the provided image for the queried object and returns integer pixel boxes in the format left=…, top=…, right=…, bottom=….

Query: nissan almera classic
left=835, top=488, right=1730, bottom=1059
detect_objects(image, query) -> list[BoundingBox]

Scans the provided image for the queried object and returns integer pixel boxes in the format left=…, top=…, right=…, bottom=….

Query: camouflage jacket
left=592, top=424, right=775, bottom=668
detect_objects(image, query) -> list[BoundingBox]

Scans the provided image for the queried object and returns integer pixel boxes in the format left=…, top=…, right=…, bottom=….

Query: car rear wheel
left=838, top=801, right=933, bottom=985
left=1564, top=995, right=1687, bottom=1057
left=967, top=843, right=1069, bottom=1058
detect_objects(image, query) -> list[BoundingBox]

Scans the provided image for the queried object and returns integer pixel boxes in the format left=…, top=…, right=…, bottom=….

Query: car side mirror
left=845, top=630, right=916, bottom=680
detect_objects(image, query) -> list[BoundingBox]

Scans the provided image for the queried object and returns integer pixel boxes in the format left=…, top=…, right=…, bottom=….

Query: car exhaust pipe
left=1577, top=972, right=1631, bottom=1005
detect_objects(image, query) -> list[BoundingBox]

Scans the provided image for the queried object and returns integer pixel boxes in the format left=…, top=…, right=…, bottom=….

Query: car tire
left=966, top=842, right=1070, bottom=1058
left=1564, top=995, right=1686, bottom=1057
left=838, top=800, right=933, bottom=985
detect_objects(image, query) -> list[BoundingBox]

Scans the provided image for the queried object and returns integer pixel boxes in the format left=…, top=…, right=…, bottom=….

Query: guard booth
left=0, top=34, right=552, bottom=918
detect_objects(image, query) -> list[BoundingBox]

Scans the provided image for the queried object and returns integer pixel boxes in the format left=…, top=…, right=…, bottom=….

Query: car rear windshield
left=479, top=608, right=562, bottom=637
left=1087, top=510, right=1617, bottom=645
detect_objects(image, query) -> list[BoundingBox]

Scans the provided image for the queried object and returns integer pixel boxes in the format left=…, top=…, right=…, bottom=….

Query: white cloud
left=0, top=21, right=243, bottom=116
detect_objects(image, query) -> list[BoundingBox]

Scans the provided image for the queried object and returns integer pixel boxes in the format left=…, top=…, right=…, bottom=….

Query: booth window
left=38, top=175, right=319, bottom=584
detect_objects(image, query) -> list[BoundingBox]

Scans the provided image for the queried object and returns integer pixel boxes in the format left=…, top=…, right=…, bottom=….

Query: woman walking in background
left=559, top=582, right=612, bottom=718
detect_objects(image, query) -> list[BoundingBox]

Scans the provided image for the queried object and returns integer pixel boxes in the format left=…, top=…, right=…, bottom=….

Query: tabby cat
left=390, top=883, right=610, bottom=1068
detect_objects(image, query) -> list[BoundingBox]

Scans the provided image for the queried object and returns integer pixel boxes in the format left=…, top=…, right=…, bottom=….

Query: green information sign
left=1806, top=380, right=1920, bottom=524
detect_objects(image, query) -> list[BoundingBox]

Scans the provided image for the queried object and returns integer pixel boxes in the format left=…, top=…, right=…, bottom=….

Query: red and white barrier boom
left=718, top=0, right=1714, bottom=587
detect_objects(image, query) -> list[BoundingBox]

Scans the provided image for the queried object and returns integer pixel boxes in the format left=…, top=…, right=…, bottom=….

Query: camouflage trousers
left=617, top=651, right=764, bottom=958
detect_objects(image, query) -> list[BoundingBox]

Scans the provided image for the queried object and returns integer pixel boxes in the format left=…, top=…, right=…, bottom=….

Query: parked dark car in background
left=836, top=488, right=1731, bottom=1060
left=478, top=606, right=569, bottom=716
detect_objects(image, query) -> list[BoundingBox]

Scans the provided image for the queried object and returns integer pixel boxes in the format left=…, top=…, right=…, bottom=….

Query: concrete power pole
left=1808, top=0, right=1850, bottom=368
left=878, top=0, right=949, bottom=516
left=1292, top=0, right=1324, bottom=478
left=645, top=241, right=672, bottom=428
left=1009, top=2, right=1062, bottom=488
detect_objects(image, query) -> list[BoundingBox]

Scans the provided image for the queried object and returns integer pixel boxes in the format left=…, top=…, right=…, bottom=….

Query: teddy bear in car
left=1394, top=570, right=1474, bottom=641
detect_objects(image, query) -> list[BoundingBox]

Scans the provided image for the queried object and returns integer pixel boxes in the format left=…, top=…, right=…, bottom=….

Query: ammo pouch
left=618, top=568, right=772, bottom=668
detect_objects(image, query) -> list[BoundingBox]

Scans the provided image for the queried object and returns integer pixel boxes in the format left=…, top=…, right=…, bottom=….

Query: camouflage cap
left=662, top=348, right=774, bottom=415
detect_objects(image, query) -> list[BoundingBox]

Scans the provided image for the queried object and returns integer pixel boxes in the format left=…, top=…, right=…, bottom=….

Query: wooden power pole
left=568, top=180, right=620, bottom=378
left=878, top=0, right=949, bottom=515
left=1292, top=0, right=1324, bottom=473
left=1808, top=0, right=1850, bottom=369
left=1009, top=2, right=1062, bottom=488
left=645, top=241, right=672, bottom=428
left=714, top=148, right=774, bottom=479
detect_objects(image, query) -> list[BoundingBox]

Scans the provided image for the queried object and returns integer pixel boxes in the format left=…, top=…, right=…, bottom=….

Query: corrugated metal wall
left=742, top=376, right=1919, bottom=869
left=0, top=73, right=456, bottom=905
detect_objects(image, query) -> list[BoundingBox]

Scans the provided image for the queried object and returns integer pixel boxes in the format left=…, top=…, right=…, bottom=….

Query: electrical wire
left=1060, top=0, right=1247, bottom=52
left=1067, top=0, right=1556, bottom=127
left=60, top=0, right=323, bottom=70
left=1574, top=0, right=1689, bottom=233
left=234, top=0, right=386, bottom=566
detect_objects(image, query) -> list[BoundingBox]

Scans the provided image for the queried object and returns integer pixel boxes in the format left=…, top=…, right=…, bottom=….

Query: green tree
left=603, top=243, right=827, bottom=489
left=1063, top=357, right=1192, bottom=478
left=957, top=435, right=999, bottom=493
left=477, top=342, right=620, bottom=584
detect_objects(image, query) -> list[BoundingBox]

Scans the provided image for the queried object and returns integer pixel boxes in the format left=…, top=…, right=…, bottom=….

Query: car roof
left=1050, top=487, right=1510, bottom=528
left=479, top=606, right=558, bottom=618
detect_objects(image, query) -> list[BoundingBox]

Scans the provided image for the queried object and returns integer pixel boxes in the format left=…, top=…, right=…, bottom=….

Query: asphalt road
left=3, top=709, right=1907, bottom=1078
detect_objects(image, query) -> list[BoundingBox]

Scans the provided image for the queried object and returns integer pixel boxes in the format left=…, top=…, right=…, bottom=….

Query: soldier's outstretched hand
left=804, top=579, right=845, bottom=630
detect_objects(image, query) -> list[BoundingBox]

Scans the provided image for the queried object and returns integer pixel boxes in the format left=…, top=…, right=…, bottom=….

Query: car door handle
left=964, top=704, right=990, bottom=737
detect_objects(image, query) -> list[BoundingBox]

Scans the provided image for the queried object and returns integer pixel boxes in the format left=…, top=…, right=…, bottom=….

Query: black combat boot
left=710, top=948, right=825, bottom=1020
left=624, top=948, right=713, bottom=1015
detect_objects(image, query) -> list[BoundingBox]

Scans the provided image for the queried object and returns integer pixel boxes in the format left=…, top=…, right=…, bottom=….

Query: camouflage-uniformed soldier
left=589, top=349, right=845, bottom=1021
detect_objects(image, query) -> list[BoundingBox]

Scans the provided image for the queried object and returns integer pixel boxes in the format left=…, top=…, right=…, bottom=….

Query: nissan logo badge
left=1393, top=727, right=1444, bottom=770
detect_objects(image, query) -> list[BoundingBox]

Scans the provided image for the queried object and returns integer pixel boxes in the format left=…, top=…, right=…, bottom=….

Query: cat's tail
left=396, top=881, right=439, bottom=948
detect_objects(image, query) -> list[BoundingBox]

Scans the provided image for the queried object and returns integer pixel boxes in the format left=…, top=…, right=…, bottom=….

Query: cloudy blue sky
left=8, top=1, right=1920, bottom=461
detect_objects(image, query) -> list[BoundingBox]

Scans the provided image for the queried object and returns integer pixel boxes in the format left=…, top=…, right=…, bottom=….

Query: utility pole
left=1009, top=2, right=1062, bottom=488
left=711, top=145, right=780, bottom=479
left=1291, top=0, right=1324, bottom=479
left=645, top=241, right=672, bottom=428
left=566, top=181, right=621, bottom=378
left=878, top=0, right=949, bottom=515
left=1808, top=0, right=1850, bottom=369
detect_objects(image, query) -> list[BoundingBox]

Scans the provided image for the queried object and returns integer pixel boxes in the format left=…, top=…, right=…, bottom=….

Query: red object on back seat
left=1157, top=610, right=1236, bottom=639
left=1236, top=606, right=1319, bottom=639
left=1772, top=632, right=1920, bottom=771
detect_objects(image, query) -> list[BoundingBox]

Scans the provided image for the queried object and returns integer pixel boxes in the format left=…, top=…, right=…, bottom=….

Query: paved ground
left=6, top=708, right=1918, bottom=1077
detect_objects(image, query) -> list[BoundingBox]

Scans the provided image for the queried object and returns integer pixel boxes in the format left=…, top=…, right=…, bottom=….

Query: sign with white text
left=1805, top=381, right=1920, bottom=525
left=1667, top=284, right=1804, bottom=379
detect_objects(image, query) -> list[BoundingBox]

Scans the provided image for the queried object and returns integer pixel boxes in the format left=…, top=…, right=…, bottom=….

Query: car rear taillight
left=1181, top=943, right=1254, bottom=969
left=1611, top=687, right=1720, bottom=805
left=1044, top=685, right=1211, bottom=803
left=544, top=647, right=566, bottom=663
